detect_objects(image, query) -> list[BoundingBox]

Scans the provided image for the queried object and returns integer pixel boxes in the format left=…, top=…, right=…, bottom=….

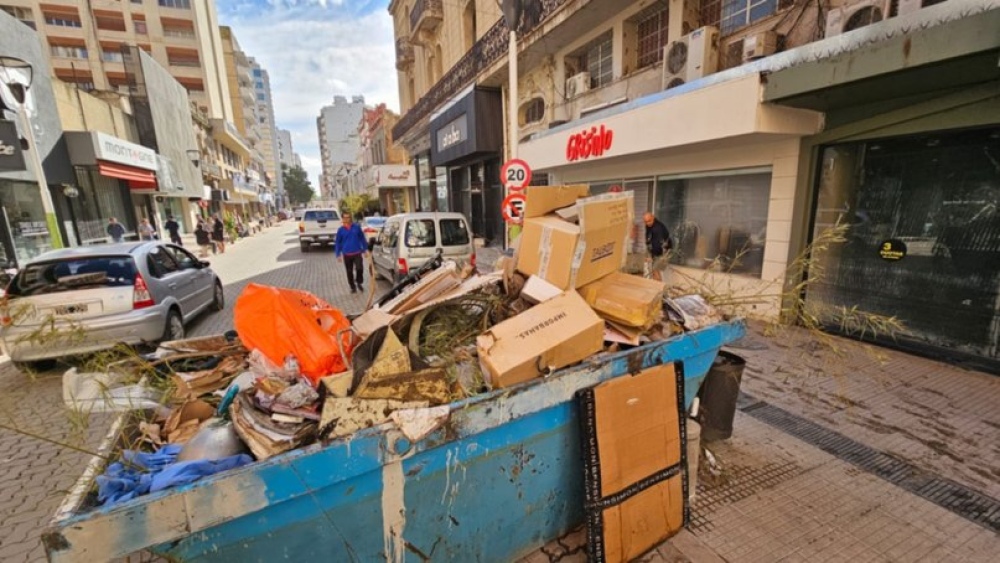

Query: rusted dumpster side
left=44, top=321, right=745, bottom=562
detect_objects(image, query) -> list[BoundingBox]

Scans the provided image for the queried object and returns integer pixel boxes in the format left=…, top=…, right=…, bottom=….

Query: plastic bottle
left=283, top=354, right=300, bottom=380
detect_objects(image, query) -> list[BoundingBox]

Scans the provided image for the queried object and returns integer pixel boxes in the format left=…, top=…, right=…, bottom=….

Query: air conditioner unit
left=743, top=31, right=778, bottom=62
left=565, top=72, right=591, bottom=99
left=662, top=26, right=720, bottom=91
left=825, top=0, right=892, bottom=38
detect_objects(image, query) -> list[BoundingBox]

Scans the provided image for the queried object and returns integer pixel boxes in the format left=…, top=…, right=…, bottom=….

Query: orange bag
left=234, top=283, right=353, bottom=385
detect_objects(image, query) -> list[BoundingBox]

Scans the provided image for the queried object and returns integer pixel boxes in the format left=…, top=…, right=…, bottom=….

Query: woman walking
left=211, top=214, right=226, bottom=254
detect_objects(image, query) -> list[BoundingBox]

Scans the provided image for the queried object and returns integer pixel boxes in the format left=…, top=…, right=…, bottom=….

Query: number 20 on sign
left=501, top=158, right=532, bottom=192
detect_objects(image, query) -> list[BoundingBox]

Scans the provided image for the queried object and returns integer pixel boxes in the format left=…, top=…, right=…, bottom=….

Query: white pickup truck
left=298, top=208, right=342, bottom=252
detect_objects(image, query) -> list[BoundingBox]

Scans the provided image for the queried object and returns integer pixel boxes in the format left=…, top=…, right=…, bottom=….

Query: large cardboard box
left=518, top=193, right=633, bottom=289
left=523, top=184, right=590, bottom=218
left=579, top=272, right=665, bottom=328
left=477, top=290, right=604, bottom=388
left=577, top=363, right=688, bottom=562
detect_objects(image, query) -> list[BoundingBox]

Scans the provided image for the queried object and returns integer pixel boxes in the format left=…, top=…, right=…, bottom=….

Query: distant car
left=298, top=208, right=342, bottom=252
left=361, top=216, right=386, bottom=239
left=293, top=208, right=305, bottom=221
left=0, top=242, right=224, bottom=369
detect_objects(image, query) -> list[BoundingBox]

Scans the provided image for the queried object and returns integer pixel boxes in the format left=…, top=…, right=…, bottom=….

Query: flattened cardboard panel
left=577, top=362, right=688, bottom=563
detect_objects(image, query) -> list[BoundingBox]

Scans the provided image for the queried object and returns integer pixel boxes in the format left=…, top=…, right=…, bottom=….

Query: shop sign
left=373, top=165, right=416, bottom=187
left=879, top=239, right=907, bottom=261
left=0, top=120, right=26, bottom=172
left=436, top=114, right=468, bottom=153
left=94, top=132, right=157, bottom=171
left=566, top=124, right=613, bottom=162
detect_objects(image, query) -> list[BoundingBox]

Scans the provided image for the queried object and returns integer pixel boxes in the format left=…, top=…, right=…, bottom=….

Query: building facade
left=250, top=58, right=281, bottom=207
left=389, top=0, right=1000, bottom=368
left=316, top=95, right=366, bottom=200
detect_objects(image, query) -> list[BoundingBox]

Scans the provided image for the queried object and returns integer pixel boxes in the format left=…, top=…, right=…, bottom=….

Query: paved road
left=1, top=224, right=998, bottom=562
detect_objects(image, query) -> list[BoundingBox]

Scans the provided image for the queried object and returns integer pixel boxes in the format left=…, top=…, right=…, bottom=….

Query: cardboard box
left=518, top=193, right=633, bottom=289
left=520, top=275, right=563, bottom=304
left=477, top=290, right=604, bottom=388
left=577, top=363, right=687, bottom=562
left=523, top=185, right=590, bottom=218
left=579, top=272, right=665, bottom=328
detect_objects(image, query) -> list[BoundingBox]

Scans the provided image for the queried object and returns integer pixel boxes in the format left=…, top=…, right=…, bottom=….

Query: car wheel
left=211, top=281, right=225, bottom=312
left=14, top=359, right=57, bottom=373
left=162, top=309, right=185, bottom=343
left=300, top=242, right=310, bottom=252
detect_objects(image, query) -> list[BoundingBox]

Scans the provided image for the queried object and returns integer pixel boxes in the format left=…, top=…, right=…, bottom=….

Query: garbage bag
left=234, top=283, right=353, bottom=384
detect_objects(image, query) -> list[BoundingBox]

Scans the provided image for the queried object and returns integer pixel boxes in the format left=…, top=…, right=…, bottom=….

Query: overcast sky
left=216, top=0, right=401, bottom=190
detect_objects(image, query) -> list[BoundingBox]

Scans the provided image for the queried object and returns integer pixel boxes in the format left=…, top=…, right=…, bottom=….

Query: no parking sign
left=501, top=193, right=527, bottom=225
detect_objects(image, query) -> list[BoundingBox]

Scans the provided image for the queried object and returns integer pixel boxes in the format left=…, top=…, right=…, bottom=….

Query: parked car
left=298, top=208, right=342, bottom=252
left=361, top=216, right=387, bottom=239
left=0, top=242, right=224, bottom=369
left=370, top=212, right=475, bottom=283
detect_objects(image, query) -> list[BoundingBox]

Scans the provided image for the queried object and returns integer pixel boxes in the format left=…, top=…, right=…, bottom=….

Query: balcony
left=409, top=0, right=443, bottom=44
left=395, top=37, right=414, bottom=71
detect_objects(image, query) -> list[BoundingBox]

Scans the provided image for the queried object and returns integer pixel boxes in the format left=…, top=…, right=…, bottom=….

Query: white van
left=371, top=212, right=475, bottom=282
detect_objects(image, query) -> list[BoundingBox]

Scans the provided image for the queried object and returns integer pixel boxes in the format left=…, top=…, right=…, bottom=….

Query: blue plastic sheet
left=97, top=444, right=253, bottom=506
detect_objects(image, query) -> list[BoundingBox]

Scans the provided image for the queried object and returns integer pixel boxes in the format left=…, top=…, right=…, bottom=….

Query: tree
left=283, top=164, right=314, bottom=205
left=341, top=194, right=375, bottom=217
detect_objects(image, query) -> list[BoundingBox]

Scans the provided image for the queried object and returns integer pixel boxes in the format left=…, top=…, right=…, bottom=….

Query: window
left=166, top=246, right=198, bottom=269
left=102, top=49, right=124, bottom=63
left=721, top=0, right=778, bottom=34
left=147, top=247, right=179, bottom=278
left=636, top=7, right=670, bottom=69
left=8, top=257, right=137, bottom=297
left=50, top=45, right=88, bottom=59
left=134, top=20, right=148, bottom=34
left=303, top=210, right=337, bottom=222
left=655, top=172, right=771, bottom=277
left=380, top=220, right=400, bottom=247
left=96, top=16, right=126, bottom=32
left=163, top=27, right=195, bottom=39
left=44, top=15, right=82, bottom=27
left=583, top=32, right=613, bottom=88
left=158, top=0, right=191, bottom=8
left=520, top=97, right=545, bottom=126
left=131, top=0, right=143, bottom=4
left=168, top=53, right=200, bottom=67
left=255, top=80, right=264, bottom=89
left=256, top=93, right=266, bottom=101
left=404, top=219, right=436, bottom=248
left=440, top=219, right=470, bottom=246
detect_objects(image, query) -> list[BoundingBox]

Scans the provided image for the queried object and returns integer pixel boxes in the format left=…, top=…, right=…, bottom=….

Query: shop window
left=635, top=6, right=670, bottom=69
left=0, top=180, right=55, bottom=263
left=405, top=219, right=436, bottom=248
left=807, top=127, right=1000, bottom=359
left=519, top=97, right=545, bottom=126
left=720, top=0, right=778, bottom=35
left=655, top=172, right=770, bottom=277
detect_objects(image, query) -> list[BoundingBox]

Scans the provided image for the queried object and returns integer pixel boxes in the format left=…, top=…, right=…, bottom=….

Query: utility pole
left=503, top=1, right=522, bottom=160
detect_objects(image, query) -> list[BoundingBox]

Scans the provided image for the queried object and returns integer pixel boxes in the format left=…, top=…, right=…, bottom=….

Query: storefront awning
left=98, top=161, right=157, bottom=190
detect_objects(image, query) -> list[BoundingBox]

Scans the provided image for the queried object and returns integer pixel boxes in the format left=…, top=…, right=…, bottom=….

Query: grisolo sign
left=436, top=113, right=468, bottom=153
left=94, top=131, right=158, bottom=171
left=566, top=124, right=613, bottom=162
left=0, top=120, right=26, bottom=172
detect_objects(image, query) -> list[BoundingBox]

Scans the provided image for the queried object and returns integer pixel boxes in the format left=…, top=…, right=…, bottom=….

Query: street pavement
left=0, top=224, right=998, bottom=562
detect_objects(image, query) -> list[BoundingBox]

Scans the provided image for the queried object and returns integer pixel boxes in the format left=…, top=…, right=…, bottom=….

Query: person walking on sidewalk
left=211, top=214, right=226, bottom=254
left=138, top=218, right=156, bottom=241
left=165, top=215, right=182, bottom=246
left=106, top=217, right=125, bottom=243
left=334, top=211, right=368, bottom=294
left=194, top=221, right=212, bottom=257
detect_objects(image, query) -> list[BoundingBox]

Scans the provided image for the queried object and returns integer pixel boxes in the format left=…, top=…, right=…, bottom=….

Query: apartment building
left=0, top=0, right=232, bottom=120
left=316, top=95, right=366, bottom=199
left=358, top=104, right=414, bottom=214
left=389, top=0, right=1000, bottom=369
left=276, top=127, right=296, bottom=169
left=250, top=58, right=282, bottom=205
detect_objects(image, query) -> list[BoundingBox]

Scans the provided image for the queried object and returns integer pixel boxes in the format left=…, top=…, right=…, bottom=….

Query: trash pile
left=86, top=185, right=726, bottom=506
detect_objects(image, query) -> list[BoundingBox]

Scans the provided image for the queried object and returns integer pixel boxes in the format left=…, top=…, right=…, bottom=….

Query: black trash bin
left=697, top=350, right=746, bottom=442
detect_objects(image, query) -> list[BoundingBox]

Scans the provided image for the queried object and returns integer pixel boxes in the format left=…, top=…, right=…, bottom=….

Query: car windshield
left=405, top=219, right=436, bottom=248
left=7, top=256, right=137, bottom=297
left=440, top=218, right=470, bottom=246
left=363, top=217, right=387, bottom=229
left=304, top=210, right=338, bottom=221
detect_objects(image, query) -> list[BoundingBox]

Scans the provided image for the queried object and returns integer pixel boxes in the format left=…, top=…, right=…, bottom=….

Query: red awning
left=97, top=161, right=157, bottom=190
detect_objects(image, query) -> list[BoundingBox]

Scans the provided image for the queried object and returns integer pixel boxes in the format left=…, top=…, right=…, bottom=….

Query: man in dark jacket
left=644, top=212, right=672, bottom=280
left=165, top=215, right=182, bottom=246
left=334, top=212, right=368, bottom=294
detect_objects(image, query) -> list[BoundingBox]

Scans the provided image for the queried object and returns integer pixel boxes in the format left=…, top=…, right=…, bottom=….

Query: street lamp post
left=0, top=56, right=64, bottom=249
left=503, top=1, right=522, bottom=160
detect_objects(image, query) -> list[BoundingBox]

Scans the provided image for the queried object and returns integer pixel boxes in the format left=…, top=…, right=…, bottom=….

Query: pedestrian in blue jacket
left=334, top=212, right=368, bottom=293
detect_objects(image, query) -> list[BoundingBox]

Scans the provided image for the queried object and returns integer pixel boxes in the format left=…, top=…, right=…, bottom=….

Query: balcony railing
left=395, top=37, right=415, bottom=71
left=394, top=0, right=568, bottom=142
left=409, top=0, right=443, bottom=39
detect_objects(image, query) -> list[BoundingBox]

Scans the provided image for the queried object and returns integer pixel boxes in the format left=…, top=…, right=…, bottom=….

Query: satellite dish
left=502, top=0, right=522, bottom=31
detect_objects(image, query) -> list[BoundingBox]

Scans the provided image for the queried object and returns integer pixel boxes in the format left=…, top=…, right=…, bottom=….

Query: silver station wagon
left=0, top=242, right=224, bottom=369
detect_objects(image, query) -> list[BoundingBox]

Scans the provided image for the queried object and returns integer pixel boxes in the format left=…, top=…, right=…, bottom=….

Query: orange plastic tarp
left=234, top=283, right=353, bottom=385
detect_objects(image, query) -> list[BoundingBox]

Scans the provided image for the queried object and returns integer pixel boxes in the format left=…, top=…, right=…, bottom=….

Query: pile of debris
left=86, top=185, right=726, bottom=505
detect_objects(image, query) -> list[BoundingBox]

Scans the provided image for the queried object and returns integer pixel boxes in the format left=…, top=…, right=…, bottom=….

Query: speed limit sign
left=501, top=158, right=532, bottom=192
